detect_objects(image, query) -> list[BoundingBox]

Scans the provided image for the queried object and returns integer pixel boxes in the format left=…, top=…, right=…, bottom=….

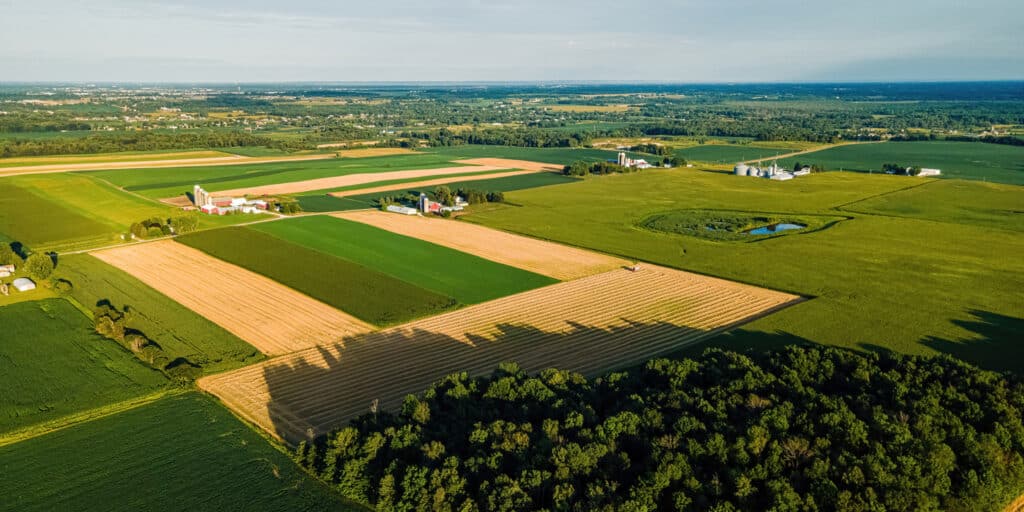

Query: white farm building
left=12, top=278, right=35, bottom=292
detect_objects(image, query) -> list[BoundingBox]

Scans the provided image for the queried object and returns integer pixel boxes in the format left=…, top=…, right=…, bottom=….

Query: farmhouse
left=193, top=185, right=269, bottom=215
left=12, top=277, right=35, bottom=292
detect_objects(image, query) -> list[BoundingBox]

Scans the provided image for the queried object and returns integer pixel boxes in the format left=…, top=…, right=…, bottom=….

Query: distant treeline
left=295, top=345, right=1024, bottom=511
left=0, top=131, right=307, bottom=158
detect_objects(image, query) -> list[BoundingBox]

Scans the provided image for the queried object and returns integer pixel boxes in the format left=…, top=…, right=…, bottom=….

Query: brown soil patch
left=333, top=210, right=628, bottom=280
left=92, top=241, right=374, bottom=356
left=199, top=264, right=802, bottom=443
left=453, top=158, right=563, bottom=172
left=327, top=170, right=537, bottom=198
left=207, top=165, right=506, bottom=198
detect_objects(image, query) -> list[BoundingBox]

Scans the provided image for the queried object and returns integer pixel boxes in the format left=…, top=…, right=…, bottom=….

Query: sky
left=1, top=0, right=1022, bottom=83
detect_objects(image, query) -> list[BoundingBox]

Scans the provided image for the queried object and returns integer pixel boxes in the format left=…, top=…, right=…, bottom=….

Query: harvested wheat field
left=334, top=210, right=628, bottom=280
left=199, top=264, right=802, bottom=443
left=210, top=164, right=507, bottom=197
left=92, top=241, right=374, bottom=355
left=453, top=157, right=563, bottom=172
left=328, top=169, right=537, bottom=198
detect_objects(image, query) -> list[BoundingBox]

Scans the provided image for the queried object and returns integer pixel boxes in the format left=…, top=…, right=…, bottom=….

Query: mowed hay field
left=57, top=255, right=264, bottom=374
left=200, top=264, right=801, bottom=443
left=334, top=210, right=629, bottom=280
left=779, top=141, right=1024, bottom=185
left=177, top=228, right=458, bottom=325
left=0, top=393, right=355, bottom=512
left=88, top=152, right=466, bottom=199
left=463, top=168, right=1024, bottom=372
left=0, top=299, right=167, bottom=436
left=250, top=216, right=557, bottom=304
left=91, top=241, right=373, bottom=355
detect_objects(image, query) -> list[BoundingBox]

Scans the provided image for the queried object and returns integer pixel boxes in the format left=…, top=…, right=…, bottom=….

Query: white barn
left=12, top=278, right=35, bottom=292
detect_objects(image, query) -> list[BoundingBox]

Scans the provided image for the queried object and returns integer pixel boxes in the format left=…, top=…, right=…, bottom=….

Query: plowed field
left=199, top=264, right=801, bottom=443
left=333, top=210, right=629, bottom=280
left=92, top=241, right=374, bottom=355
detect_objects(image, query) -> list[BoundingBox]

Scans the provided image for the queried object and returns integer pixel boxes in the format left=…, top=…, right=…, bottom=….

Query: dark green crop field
left=250, top=216, right=556, bottom=303
left=0, top=393, right=356, bottom=512
left=0, top=299, right=167, bottom=435
left=464, top=169, right=1024, bottom=373
left=88, top=152, right=465, bottom=199
left=56, top=255, right=263, bottom=374
left=674, top=144, right=791, bottom=163
left=419, top=145, right=647, bottom=165
left=296, top=171, right=579, bottom=212
left=780, top=141, right=1024, bottom=185
left=176, top=227, right=456, bottom=325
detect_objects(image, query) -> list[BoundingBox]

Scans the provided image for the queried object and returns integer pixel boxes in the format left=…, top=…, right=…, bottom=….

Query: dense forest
left=295, top=346, right=1024, bottom=511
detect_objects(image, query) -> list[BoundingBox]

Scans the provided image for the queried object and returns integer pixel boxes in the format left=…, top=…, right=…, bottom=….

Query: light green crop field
left=0, top=181, right=110, bottom=249
left=176, top=228, right=456, bottom=325
left=0, top=393, right=357, bottom=512
left=419, top=145, right=648, bottom=165
left=464, top=169, right=1024, bottom=373
left=839, top=179, right=1024, bottom=232
left=780, top=141, right=1024, bottom=185
left=89, top=153, right=466, bottom=199
left=250, top=216, right=557, bottom=304
left=674, top=144, right=792, bottom=163
left=56, top=254, right=264, bottom=373
left=0, top=150, right=233, bottom=168
left=0, top=299, right=168, bottom=435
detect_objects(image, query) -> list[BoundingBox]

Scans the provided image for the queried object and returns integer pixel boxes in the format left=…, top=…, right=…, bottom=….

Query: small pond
left=746, top=223, right=806, bottom=235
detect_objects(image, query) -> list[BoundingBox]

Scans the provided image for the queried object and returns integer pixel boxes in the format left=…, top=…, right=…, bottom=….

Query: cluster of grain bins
left=734, top=161, right=809, bottom=181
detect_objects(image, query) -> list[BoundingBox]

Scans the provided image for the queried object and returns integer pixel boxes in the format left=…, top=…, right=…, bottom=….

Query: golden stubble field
left=199, top=264, right=802, bottom=443
left=92, top=240, right=374, bottom=356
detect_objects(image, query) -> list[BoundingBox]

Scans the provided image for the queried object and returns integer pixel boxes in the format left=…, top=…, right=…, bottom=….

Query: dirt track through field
left=327, top=170, right=539, bottom=198
left=333, top=210, right=628, bottom=280
left=202, top=164, right=508, bottom=198
left=91, top=241, right=374, bottom=356
left=199, top=264, right=802, bottom=443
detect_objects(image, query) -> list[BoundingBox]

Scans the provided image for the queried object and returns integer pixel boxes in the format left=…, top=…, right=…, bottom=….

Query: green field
left=250, top=216, right=556, bottom=303
left=56, top=254, right=263, bottom=373
left=295, top=171, right=580, bottom=212
left=839, top=179, right=1024, bottom=232
left=176, top=228, right=456, bottom=325
left=0, top=181, right=111, bottom=249
left=780, top=141, right=1024, bottom=185
left=0, top=299, right=167, bottom=435
left=89, top=153, right=466, bottom=199
left=0, top=149, right=233, bottom=168
left=674, top=144, right=792, bottom=163
left=419, top=144, right=648, bottom=165
left=0, top=393, right=355, bottom=512
left=464, top=169, right=1024, bottom=373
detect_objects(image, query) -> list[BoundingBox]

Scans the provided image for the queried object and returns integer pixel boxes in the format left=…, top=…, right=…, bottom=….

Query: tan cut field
left=333, top=210, right=629, bottom=280
left=204, top=164, right=508, bottom=198
left=198, top=264, right=802, bottom=443
left=452, top=158, right=563, bottom=172
left=91, top=241, right=374, bottom=356
left=327, top=169, right=538, bottom=198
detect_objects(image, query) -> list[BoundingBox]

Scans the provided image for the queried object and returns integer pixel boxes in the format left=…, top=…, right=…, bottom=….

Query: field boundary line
left=0, top=389, right=185, bottom=448
left=739, top=140, right=885, bottom=164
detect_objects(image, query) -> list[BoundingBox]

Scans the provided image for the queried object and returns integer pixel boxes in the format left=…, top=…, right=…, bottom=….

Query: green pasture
left=0, top=393, right=355, bottom=512
left=55, top=255, right=263, bottom=373
left=251, top=216, right=556, bottom=304
left=464, top=168, right=1024, bottom=373
left=296, top=171, right=579, bottom=212
left=176, top=228, right=456, bottom=325
left=0, top=299, right=167, bottom=435
left=674, top=144, right=792, bottom=163
left=88, top=153, right=466, bottom=199
left=780, top=141, right=1024, bottom=185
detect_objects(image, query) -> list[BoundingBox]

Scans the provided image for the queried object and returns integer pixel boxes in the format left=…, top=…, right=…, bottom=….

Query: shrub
left=52, top=278, right=73, bottom=294
left=0, top=244, right=19, bottom=265
left=146, top=227, right=164, bottom=238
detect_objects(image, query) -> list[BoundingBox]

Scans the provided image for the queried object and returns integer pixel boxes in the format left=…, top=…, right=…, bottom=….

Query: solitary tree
left=24, top=252, right=53, bottom=280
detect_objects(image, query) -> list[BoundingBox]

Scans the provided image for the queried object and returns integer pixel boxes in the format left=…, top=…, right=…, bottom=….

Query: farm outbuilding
left=12, top=277, right=35, bottom=292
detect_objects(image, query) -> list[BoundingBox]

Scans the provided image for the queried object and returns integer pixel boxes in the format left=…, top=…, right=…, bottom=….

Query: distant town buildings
left=193, top=185, right=269, bottom=215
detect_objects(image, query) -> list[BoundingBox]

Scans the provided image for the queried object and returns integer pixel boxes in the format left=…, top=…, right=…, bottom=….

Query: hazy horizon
left=2, top=0, right=1022, bottom=83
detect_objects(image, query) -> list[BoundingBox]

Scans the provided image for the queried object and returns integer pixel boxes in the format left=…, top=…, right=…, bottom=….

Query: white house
left=12, top=277, right=35, bottom=292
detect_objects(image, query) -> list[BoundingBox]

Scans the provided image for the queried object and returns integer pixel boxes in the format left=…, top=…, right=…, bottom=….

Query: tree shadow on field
left=261, top=320, right=816, bottom=446
left=915, top=310, right=1024, bottom=374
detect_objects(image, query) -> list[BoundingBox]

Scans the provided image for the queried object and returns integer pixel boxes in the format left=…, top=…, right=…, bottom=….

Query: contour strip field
left=91, top=241, right=374, bottom=356
left=199, top=264, right=802, bottom=443
left=333, top=210, right=629, bottom=280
